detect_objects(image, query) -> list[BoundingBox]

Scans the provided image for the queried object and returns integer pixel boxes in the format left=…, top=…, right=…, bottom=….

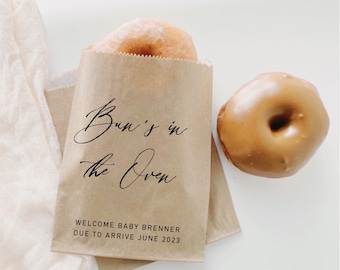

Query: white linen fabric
left=0, top=0, right=98, bottom=269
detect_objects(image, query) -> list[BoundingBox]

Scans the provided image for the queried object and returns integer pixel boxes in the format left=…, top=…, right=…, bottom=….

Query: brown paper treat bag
left=51, top=50, right=215, bottom=262
left=46, top=72, right=240, bottom=269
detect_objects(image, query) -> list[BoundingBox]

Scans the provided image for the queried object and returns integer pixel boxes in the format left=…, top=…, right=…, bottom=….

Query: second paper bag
left=51, top=50, right=213, bottom=262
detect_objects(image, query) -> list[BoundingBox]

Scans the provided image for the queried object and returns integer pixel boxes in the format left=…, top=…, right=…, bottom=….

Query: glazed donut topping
left=217, top=72, right=329, bottom=178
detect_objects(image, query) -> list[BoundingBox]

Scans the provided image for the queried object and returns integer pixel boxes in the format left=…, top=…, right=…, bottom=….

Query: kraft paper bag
left=51, top=50, right=214, bottom=262
left=46, top=73, right=241, bottom=269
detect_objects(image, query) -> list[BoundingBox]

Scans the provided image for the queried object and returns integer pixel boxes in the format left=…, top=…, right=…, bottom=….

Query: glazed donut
left=91, top=18, right=197, bottom=61
left=217, top=72, right=329, bottom=178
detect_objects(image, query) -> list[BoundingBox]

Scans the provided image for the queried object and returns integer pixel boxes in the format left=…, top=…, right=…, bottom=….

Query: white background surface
left=35, top=0, right=339, bottom=269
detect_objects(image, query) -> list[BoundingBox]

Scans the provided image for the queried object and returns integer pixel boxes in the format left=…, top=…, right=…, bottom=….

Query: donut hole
left=128, top=44, right=156, bottom=56
left=269, top=113, right=291, bottom=132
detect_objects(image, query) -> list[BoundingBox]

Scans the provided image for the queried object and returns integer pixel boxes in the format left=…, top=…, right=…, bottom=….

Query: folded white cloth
left=0, top=0, right=98, bottom=269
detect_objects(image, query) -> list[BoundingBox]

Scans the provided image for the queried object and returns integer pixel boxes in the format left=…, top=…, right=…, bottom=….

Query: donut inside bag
left=51, top=19, right=215, bottom=262
left=91, top=18, right=198, bottom=61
